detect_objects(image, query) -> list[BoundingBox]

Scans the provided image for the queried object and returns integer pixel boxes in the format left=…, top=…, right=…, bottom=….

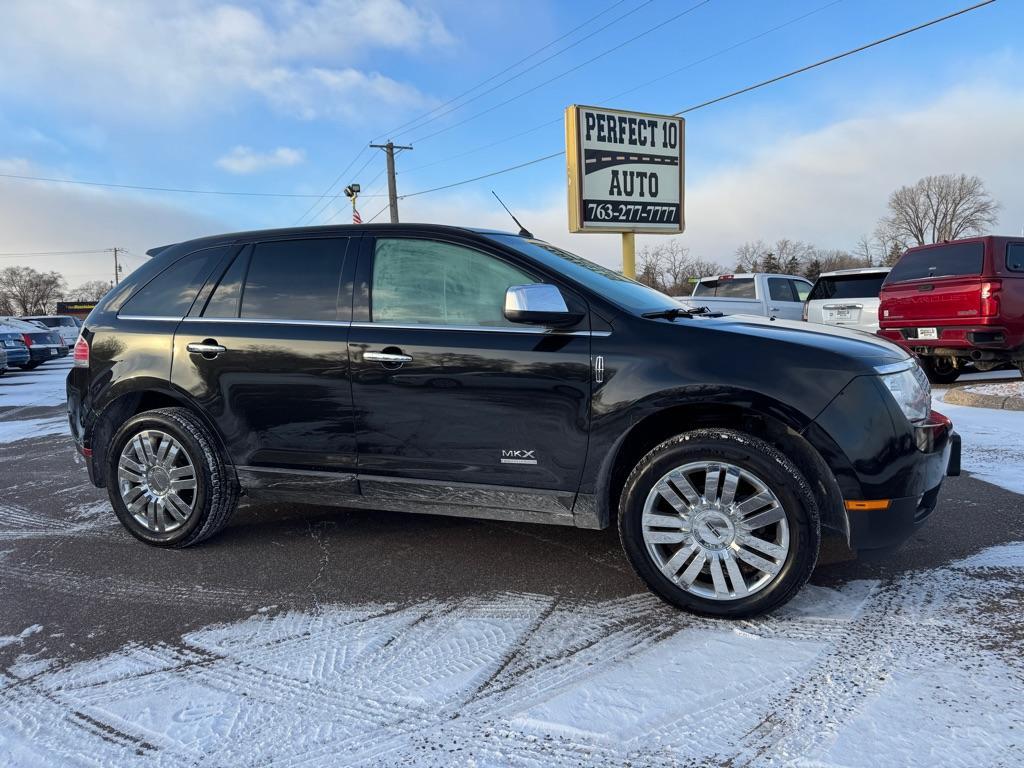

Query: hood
left=697, top=313, right=909, bottom=367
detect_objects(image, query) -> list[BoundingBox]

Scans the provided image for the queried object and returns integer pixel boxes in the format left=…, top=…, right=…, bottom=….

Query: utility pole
left=370, top=141, right=413, bottom=223
left=113, top=247, right=121, bottom=285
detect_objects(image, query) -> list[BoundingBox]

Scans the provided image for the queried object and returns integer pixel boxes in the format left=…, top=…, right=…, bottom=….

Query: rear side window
left=203, top=248, right=250, bottom=318
left=120, top=246, right=228, bottom=318
left=808, top=273, right=888, bottom=301
left=693, top=278, right=755, bottom=299
left=886, top=243, right=984, bottom=283
left=791, top=280, right=811, bottom=301
left=240, top=238, right=346, bottom=321
left=768, top=278, right=796, bottom=302
left=1008, top=243, right=1024, bottom=272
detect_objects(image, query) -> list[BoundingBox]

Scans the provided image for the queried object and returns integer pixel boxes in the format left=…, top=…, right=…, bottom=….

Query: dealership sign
left=565, top=105, right=684, bottom=234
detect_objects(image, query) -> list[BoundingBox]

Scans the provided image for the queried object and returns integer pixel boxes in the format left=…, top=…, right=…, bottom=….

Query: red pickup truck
left=878, top=236, right=1024, bottom=383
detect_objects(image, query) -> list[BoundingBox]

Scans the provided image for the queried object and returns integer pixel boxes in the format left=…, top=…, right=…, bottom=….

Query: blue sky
left=0, top=0, right=1020, bottom=285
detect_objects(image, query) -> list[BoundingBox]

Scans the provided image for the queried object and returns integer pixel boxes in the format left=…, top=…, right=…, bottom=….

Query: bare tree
left=70, top=280, right=114, bottom=302
left=734, top=240, right=767, bottom=272
left=879, top=174, right=1000, bottom=246
left=635, top=240, right=725, bottom=295
left=0, top=266, right=67, bottom=315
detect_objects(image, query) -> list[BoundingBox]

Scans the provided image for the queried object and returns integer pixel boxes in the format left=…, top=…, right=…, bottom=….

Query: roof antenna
left=491, top=190, right=533, bottom=238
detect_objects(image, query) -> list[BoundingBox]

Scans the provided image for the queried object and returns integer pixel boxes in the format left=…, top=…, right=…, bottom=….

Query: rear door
left=346, top=233, right=592, bottom=510
left=881, top=242, right=985, bottom=328
left=172, top=236, right=357, bottom=473
left=766, top=277, right=806, bottom=320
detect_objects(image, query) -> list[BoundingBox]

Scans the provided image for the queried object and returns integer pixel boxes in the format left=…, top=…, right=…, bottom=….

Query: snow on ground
left=934, top=391, right=1024, bottom=495
left=0, top=546, right=1021, bottom=767
left=0, top=358, right=72, bottom=409
left=963, top=380, right=1024, bottom=398
left=0, top=415, right=69, bottom=444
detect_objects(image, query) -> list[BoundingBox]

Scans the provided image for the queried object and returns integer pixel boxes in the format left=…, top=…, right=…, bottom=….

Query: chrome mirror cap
left=504, top=284, right=583, bottom=327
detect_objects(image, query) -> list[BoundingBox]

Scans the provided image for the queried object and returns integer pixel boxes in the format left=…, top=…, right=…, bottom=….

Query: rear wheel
left=106, top=407, right=238, bottom=547
left=19, top=361, right=40, bottom=370
left=921, top=356, right=960, bottom=384
left=618, top=429, right=819, bottom=618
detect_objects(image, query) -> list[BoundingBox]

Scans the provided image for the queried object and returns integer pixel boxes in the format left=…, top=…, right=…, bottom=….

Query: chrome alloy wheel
left=117, top=429, right=197, bottom=533
left=641, top=461, right=790, bottom=601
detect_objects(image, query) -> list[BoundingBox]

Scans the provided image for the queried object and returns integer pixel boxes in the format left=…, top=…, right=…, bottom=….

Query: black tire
left=106, top=407, right=238, bottom=547
left=921, top=357, right=960, bottom=384
left=618, top=428, right=820, bottom=619
left=19, top=361, right=40, bottom=370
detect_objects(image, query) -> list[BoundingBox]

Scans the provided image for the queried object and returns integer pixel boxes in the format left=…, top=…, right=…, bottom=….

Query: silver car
left=804, top=267, right=891, bottom=333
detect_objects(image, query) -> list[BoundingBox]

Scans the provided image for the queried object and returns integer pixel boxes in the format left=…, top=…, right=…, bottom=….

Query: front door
left=347, top=234, right=592, bottom=515
left=172, top=236, right=357, bottom=473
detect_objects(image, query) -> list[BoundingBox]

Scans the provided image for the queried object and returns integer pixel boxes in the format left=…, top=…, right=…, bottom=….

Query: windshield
left=809, top=273, right=888, bottom=301
left=489, top=235, right=676, bottom=312
left=886, top=242, right=984, bottom=283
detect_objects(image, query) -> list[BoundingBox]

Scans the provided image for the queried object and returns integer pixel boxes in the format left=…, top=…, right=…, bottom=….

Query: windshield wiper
left=642, top=305, right=718, bottom=321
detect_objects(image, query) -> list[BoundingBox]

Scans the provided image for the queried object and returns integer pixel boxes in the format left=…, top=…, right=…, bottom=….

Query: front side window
left=791, top=280, right=811, bottom=301
left=371, top=238, right=536, bottom=326
left=120, top=246, right=228, bottom=318
left=1007, top=243, right=1024, bottom=272
left=240, top=239, right=346, bottom=321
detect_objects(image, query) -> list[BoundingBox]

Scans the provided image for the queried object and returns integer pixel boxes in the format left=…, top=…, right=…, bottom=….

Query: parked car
left=0, top=317, right=67, bottom=369
left=804, top=267, right=891, bottom=332
left=686, top=273, right=812, bottom=320
left=68, top=224, right=959, bottom=618
left=0, top=330, right=31, bottom=369
left=22, top=314, right=82, bottom=346
left=878, top=236, right=1024, bottom=383
left=0, top=345, right=6, bottom=376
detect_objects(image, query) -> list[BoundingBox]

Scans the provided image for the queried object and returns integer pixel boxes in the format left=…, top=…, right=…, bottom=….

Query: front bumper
left=848, top=424, right=960, bottom=551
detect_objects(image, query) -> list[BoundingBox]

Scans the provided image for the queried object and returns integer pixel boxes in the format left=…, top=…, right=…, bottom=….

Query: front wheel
left=106, top=407, right=238, bottom=547
left=921, top=357, right=960, bottom=384
left=619, top=429, right=820, bottom=618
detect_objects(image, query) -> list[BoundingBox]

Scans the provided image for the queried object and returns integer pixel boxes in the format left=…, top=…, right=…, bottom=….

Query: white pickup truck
left=681, top=273, right=813, bottom=321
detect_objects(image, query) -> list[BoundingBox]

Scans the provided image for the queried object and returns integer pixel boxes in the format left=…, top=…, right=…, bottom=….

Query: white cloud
left=0, top=0, right=447, bottom=122
left=402, top=78, right=1024, bottom=272
left=216, top=145, right=305, bottom=174
left=0, top=158, right=223, bottom=285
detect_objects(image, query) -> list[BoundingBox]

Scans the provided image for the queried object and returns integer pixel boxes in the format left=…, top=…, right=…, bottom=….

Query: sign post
left=565, top=105, right=685, bottom=278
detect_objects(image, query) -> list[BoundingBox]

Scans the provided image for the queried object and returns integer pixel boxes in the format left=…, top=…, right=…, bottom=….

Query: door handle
left=364, top=351, right=413, bottom=364
left=186, top=341, right=227, bottom=358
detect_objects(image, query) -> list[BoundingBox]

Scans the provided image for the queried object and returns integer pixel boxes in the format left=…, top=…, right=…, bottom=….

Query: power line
left=390, top=0, right=657, bottom=141
left=674, top=0, right=997, bottom=114
left=0, top=247, right=114, bottom=258
left=406, top=0, right=713, bottom=145
left=293, top=145, right=370, bottom=225
left=0, top=171, right=360, bottom=199
left=393, top=0, right=996, bottom=201
left=399, top=0, right=842, bottom=177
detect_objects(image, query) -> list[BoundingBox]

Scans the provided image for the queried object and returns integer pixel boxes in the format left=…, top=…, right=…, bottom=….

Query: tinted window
left=488, top=235, right=673, bottom=312
left=886, top=243, right=984, bottom=283
left=372, top=238, right=536, bottom=326
left=241, top=239, right=346, bottom=321
left=693, top=278, right=755, bottom=299
left=808, top=273, right=888, bottom=301
left=120, top=246, right=227, bottom=318
left=35, top=318, right=59, bottom=327
left=768, top=278, right=796, bottom=302
left=203, top=248, right=250, bottom=318
left=1008, top=244, right=1024, bottom=272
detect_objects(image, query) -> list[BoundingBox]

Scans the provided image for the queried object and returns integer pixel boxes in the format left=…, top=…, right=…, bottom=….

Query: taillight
left=73, top=336, right=90, bottom=368
left=801, top=302, right=808, bottom=321
left=980, top=280, right=1001, bottom=317
left=21, top=333, right=33, bottom=347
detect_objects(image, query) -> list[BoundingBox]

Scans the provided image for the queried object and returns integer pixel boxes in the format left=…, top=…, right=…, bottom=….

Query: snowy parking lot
left=1, top=360, right=1023, bottom=767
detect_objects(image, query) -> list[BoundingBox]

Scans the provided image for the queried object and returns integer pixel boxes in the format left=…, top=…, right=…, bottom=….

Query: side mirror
left=504, top=284, right=583, bottom=327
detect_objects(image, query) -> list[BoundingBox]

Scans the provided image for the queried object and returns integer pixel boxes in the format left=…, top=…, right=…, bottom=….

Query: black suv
left=67, top=225, right=959, bottom=617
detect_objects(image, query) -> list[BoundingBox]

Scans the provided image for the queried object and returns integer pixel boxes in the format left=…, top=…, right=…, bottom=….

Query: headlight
left=876, top=360, right=930, bottom=423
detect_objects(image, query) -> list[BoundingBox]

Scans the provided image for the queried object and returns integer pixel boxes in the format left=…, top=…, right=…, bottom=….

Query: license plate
left=917, top=328, right=938, bottom=340
left=49, top=348, right=57, bottom=356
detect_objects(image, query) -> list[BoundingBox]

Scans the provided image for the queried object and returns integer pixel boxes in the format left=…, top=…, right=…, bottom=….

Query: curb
left=944, top=387, right=1024, bottom=411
